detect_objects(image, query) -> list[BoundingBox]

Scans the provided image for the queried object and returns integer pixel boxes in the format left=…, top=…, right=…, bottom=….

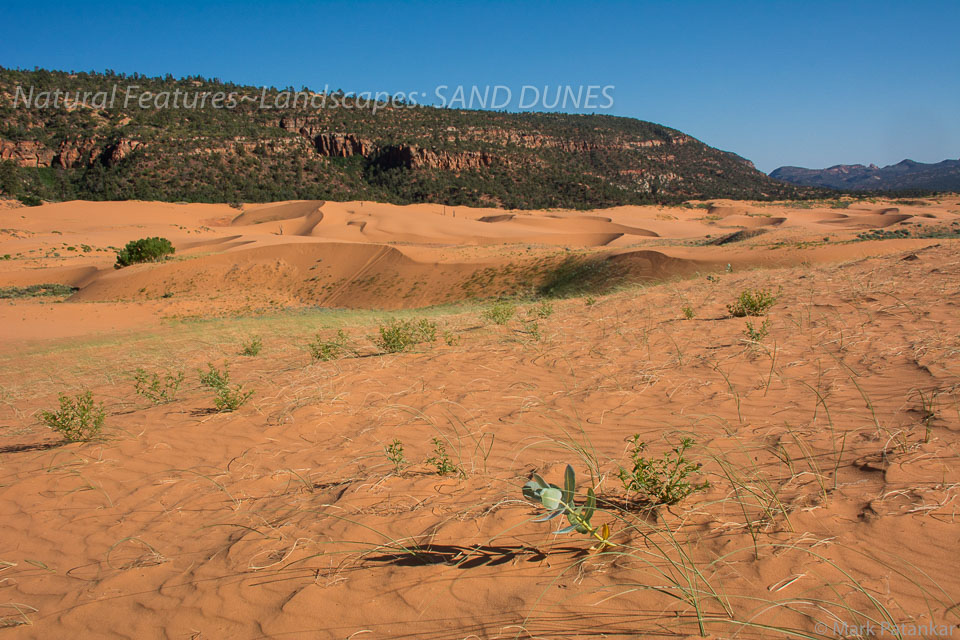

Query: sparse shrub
left=385, top=439, right=407, bottom=475
left=681, top=305, right=695, bottom=320
left=618, top=436, right=709, bottom=506
left=482, top=300, right=516, bottom=325
left=425, top=437, right=462, bottom=476
left=522, top=464, right=612, bottom=548
left=134, top=368, right=184, bottom=404
left=375, top=319, right=437, bottom=353
left=115, top=236, right=175, bottom=268
left=39, top=391, right=105, bottom=442
left=309, top=329, right=348, bottom=361
left=239, top=336, right=263, bottom=356
left=442, top=330, right=461, bottom=346
left=199, top=364, right=252, bottom=412
left=584, top=296, right=596, bottom=306
left=530, top=300, right=554, bottom=318
left=743, top=318, right=770, bottom=342
left=0, top=283, right=76, bottom=299
left=522, top=320, right=542, bottom=341
left=727, top=288, right=778, bottom=317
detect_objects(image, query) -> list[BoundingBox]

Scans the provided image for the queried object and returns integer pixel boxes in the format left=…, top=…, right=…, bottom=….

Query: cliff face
left=0, top=67, right=810, bottom=207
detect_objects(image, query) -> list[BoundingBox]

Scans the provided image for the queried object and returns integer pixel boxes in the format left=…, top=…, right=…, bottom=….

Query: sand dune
left=1, top=196, right=958, bottom=342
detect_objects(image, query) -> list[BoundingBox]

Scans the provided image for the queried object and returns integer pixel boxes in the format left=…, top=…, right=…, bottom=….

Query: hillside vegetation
left=0, top=67, right=817, bottom=208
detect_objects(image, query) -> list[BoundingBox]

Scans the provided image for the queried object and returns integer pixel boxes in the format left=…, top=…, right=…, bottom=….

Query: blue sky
left=1, top=0, right=957, bottom=172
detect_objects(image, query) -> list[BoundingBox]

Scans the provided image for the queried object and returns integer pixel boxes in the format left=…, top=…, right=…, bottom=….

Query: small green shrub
left=134, top=368, right=184, bottom=404
left=727, top=288, right=778, bottom=317
left=115, top=237, right=175, bottom=268
left=375, top=319, right=437, bottom=353
left=39, top=391, right=105, bottom=442
left=482, top=300, right=516, bottom=325
left=0, top=283, right=77, bottom=299
left=681, top=305, right=695, bottom=320
left=385, top=439, right=407, bottom=475
left=199, top=364, right=252, bottom=412
left=743, top=318, right=770, bottom=342
left=239, top=336, right=263, bottom=356
left=618, top=436, right=709, bottom=506
left=309, top=329, right=348, bottom=361
left=425, top=437, right=462, bottom=476
left=530, top=300, right=554, bottom=318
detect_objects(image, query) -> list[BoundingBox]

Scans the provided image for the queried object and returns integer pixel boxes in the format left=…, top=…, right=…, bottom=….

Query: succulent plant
left=522, top=464, right=612, bottom=548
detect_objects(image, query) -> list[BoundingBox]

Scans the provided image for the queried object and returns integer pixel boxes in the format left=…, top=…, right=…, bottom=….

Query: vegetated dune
left=0, top=239, right=958, bottom=639
left=1, top=196, right=959, bottom=342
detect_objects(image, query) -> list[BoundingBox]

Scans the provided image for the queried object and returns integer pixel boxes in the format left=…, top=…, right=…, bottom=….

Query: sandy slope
left=1, top=197, right=958, bottom=342
left=0, top=197, right=959, bottom=638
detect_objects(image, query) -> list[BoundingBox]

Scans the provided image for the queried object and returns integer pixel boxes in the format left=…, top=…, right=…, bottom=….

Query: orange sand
left=0, top=197, right=959, bottom=638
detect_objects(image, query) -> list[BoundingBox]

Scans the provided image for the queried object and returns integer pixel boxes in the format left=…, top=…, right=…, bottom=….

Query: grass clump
left=681, top=305, right=695, bottom=320
left=0, top=283, right=77, bottom=299
left=482, top=300, right=516, bottom=325
left=199, top=364, right=253, bottom=412
left=309, top=329, right=348, bottom=361
left=727, top=288, right=778, bottom=317
left=115, top=236, right=175, bottom=268
left=618, top=436, right=709, bottom=506
left=375, top=319, right=437, bottom=353
left=39, top=391, right=105, bottom=442
left=134, top=368, right=184, bottom=404
left=239, top=335, right=263, bottom=356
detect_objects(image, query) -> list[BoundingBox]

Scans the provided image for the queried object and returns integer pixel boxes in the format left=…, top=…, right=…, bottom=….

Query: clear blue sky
left=1, top=0, right=957, bottom=172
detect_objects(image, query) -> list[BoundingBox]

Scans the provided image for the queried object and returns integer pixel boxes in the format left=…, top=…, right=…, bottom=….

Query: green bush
left=618, top=436, right=709, bottom=506
left=425, top=437, right=462, bottom=477
left=199, top=364, right=252, bottom=412
left=375, top=319, right=437, bottom=353
left=384, top=439, right=407, bottom=475
left=727, top=288, right=777, bottom=317
left=134, top=368, right=184, bottom=404
left=115, top=237, right=175, bottom=268
left=743, top=318, right=770, bottom=342
left=239, top=336, right=263, bottom=356
left=309, top=329, right=348, bottom=361
left=482, top=300, right=516, bottom=325
left=39, top=391, right=105, bottom=442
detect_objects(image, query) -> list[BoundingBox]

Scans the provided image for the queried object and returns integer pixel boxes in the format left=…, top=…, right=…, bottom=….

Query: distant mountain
left=0, top=67, right=813, bottom=208
left=770, top=159, right=960, bottom=192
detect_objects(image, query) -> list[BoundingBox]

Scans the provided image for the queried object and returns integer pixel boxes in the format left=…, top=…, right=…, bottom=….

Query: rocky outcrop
left=52, top=138, right=102, bottom=168
left=103, top=138, right=143, bottom=166
left=313, top=133, right=373, bottom=158
left=0, top=140, right=55, bottom=167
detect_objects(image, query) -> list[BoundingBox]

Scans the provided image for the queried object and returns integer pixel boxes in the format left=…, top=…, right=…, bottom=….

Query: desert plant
left=199, top=364, right=253, bottom=412
left=522, top=464, right=612, bottom=548
left=385, top=439, right=407, bottom=475
left=727, top=288, right=778, bottom=317
left=482, top=300, right=516, bottom=325
left=375, top=319, right=437, bottom=353
left=681, top=305, right=695, bottom=320
left=39, top=391, right=105, bottom=442
left=618, top=436, right=709, bottom=506
left=133, top=368, right=184, bottom=404
left=530, top=300, right=554, bottom=318
left=239, top=336, right=262, bottom=356
left=425, top=437, right=462, bottom=476
left=743, top=318, right=770, bottom=342
left=308, top=329, right=348, bottom=361
left=114, top=237, right=175, bottom=268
